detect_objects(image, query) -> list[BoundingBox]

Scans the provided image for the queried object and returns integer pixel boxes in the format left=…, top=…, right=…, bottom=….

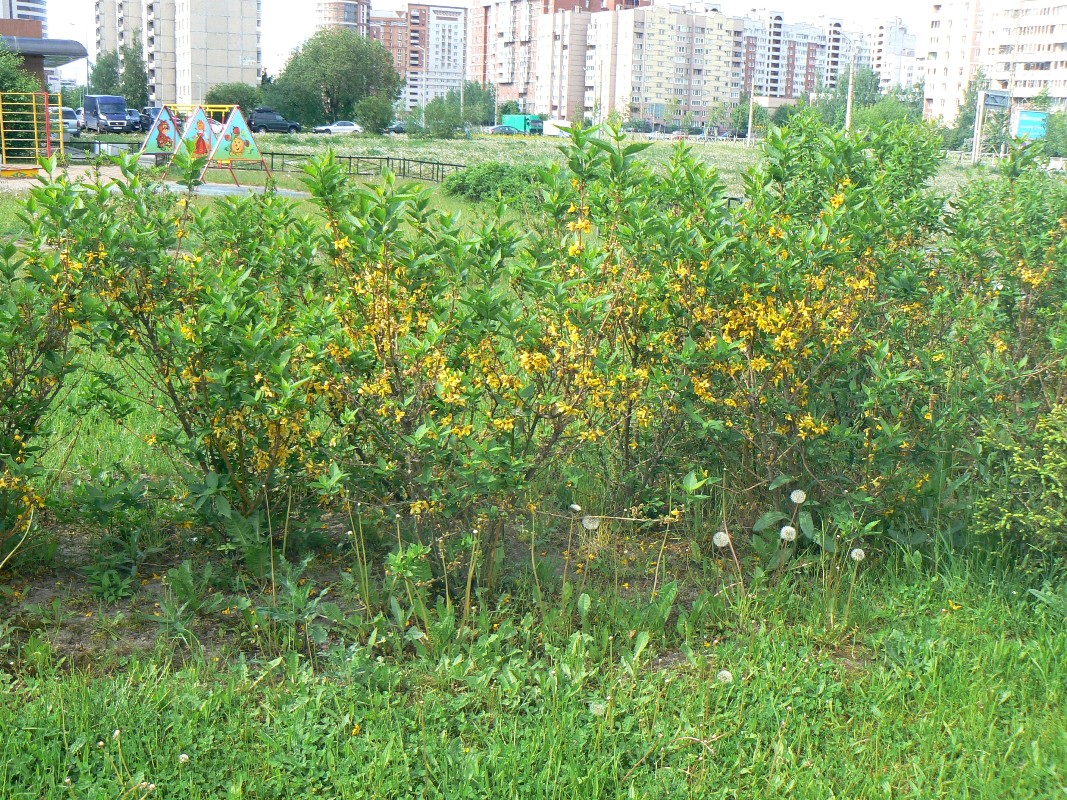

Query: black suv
left=248, top=108, right=301, bottom=134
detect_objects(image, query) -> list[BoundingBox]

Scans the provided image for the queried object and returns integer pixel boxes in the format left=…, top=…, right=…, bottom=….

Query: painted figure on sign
left=155, top=120, right=174, bottom=151
left=194, top=119, right=209, bottom=156
left=229, top=126, right=249, bottom=157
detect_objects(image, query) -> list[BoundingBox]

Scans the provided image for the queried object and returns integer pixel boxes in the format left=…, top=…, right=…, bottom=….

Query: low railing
left=262, top=152, right=466, bottom=183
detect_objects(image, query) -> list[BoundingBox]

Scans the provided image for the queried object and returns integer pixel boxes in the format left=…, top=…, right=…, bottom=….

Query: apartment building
left=922, top=0, right=987, bottom=123
left=0, top=0, right=47, bottom=34
left=317, top=0, right=370, bottom=36
left=584, top=0, right=744, bottom=126
left=95, top=0, right=261, bottom=105
left=742, top=13, right=827, bottom=102
left=369, top=4, right=466, bottom=110
left=984, top=0, right=1067, bottom=108
left=871, top=18, right=918, bottom=90
left=534, top=9, right=591, bottom=119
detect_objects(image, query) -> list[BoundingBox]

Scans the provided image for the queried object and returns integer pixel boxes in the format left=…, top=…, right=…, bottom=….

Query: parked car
left=49, top=106, right=80, bottom=136
left=488, top=125, right=520, bottom=135
left=140, top=106, right=166, bottom=132
left=126, top=109, right=143, bottom=132
left=75, top=107, right=85, bottom=129
left=248, top=107, right=301, bottom=134
left=313, top=120, right=363, bottom=135
left=384, top=122, right=406, bottom=134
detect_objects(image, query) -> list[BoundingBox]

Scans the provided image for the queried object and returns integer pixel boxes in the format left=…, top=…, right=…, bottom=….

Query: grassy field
left=2, top=557, right=1064, bottom=798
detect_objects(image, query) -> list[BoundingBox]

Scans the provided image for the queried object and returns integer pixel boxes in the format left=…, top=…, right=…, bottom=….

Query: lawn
left=2, top=557, right=1064, bottom=798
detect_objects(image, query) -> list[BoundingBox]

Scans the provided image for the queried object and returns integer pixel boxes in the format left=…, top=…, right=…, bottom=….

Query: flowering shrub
left=13, top=115, right=1067, bottom=572
left=26, top=155, right=329, bottom=530
left=0, top=234, right=76, bottom=569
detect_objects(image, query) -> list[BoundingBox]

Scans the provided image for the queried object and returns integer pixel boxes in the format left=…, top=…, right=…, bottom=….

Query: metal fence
left=262, top=152, right=466, bottom=183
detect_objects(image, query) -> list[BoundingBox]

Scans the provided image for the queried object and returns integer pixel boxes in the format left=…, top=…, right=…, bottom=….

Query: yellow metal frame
left=167, top=103, right=236, bottom=123
left=0, top=91, right=65, bottom=167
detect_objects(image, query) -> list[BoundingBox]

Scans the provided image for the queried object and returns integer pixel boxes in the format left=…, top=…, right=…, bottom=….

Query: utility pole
left=746, top=65, right=756, bottom=146
left=844, top=56, right=855, bottom=130
left=971, top=89, right=986, bottom=165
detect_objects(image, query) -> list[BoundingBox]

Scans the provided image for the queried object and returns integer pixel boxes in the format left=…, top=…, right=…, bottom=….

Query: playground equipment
left=0, top=91, right=65, bottom=177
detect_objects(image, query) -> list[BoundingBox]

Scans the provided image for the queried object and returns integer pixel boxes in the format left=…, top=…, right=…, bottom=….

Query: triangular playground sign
left=178, top=106, right=217, bottom=159
left=141, top=107, right=180, bottom=155
left=208, top=107, right=263, bottom=163
left=201, top=107, right=270, bottom=186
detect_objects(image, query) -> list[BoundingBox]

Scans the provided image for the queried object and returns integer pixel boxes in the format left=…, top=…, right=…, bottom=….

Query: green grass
left=2, top=559, right=1065, bottom=798
left=0, top=192, right=26, bottom=238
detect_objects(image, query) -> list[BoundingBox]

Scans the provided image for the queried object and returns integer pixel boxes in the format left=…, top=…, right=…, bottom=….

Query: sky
left=48, top=0, right=933, bottom=81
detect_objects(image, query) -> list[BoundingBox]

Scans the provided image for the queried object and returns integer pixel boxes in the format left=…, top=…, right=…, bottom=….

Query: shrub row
left=2, top=113, right=1065, bottom=582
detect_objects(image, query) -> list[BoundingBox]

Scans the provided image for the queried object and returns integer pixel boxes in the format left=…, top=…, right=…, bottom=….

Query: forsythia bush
left=11, top=115, right=1067, bottom=567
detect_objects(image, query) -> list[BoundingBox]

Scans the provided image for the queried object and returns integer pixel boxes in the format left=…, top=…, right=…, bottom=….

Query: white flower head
left=569, top=503, right=582, bottom=513
left=581, top=515, right=601, bottom=531
left=179, top=753, right=190, bottom=765
left=713, top=530, right=731, bottom=548
left=790, top=489, right=807, bottom=505
left=588, top=700, right=608, bottom=717
left=850, top=547, right=866, bottom=563
left=716, top=669, right=734, bottom=684
left=112, top=729, right=120, bottom=740
left=779, top=525, right=797, bottom=542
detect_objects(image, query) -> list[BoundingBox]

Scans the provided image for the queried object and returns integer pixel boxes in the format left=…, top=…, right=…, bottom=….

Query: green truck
left=501, top=114, right=542, bottom=134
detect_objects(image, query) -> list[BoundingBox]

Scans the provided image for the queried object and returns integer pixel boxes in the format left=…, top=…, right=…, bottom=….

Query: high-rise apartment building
left=469, top=0, right=607, bottom=109
left=534, top=9, right=591, bottom=119
left=984, top=0, right=1067, bottom=107
left=317, top=0, right=370, bottom=36
left=584, top=0, right=744, bottom=126
left=742, top=13, right=828, bottom=102
left=369, top=4, right=466, bottom=110
left=0, top=0, right=47, bottom=34
left=871, top=18, right=918, bottom=90
left=95, top=0, right=261, bottom=105
left=922, top=0, right=987, bottom=123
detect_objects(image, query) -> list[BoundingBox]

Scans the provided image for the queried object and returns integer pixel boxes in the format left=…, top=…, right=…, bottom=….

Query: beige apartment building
left=922, top=0, right=986, bottom=123
left=534, top=9, right=591, bottom=119
left=369, top=4, right=466, bottom=110
left=923, top=0, right=1067, bottom=124
left=984, top=0, right=1067, bottom=107
left=584, top=0, right=743, bottom=127
left=317, top=0, right=371, bottom=35
left=95, top=0, right=261, bottom=105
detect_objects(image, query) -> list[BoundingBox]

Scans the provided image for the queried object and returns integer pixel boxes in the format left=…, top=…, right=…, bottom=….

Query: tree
left=205, top=82, right=262, bottom=113
left=816, top=66, right=882, bottom=127
left=853, top=95, right=923, bottom=131
left=355, top=91, right=396, bottom=133
left=421, top=94, right=463, bottom=138
left=1032, top=87, right=1052, bottom=112
left=119, top=34, right=149, bottom=109
left=497, top=100, right=520, bottom=123
left=0, top=44, right=39, bottom=92
left=462, top=81, right=496, bottom=127
left=1045, top=111, right=1067, bottom=157
left=268, top=28, right=400, bottom=125
left=89, top=50, right=121, bottom=95
left=949, top=69, right=986, bottom=149
left=732, top=93, right=769, bottom=137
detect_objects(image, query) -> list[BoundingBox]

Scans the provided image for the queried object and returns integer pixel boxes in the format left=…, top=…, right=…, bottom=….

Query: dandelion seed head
left=581, top=516, right=600, bottom=531
left=716, top=669, right=734, bottom=684
left=790, top=489, right=807, bottom=505
left=569, top=503, right=582, bottom=513
left=780, top=525, right=797, bottom=542
left=850, top=547, right=866, bottom=563
left=589, top=700, right=608, bottom=717
left=179, top=753, right=190, bottom=765
left=713, top=531, right=730, bottom=548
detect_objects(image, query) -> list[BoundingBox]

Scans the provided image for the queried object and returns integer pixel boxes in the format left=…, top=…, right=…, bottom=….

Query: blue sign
left=1012, top=109, right=1048, bottom=140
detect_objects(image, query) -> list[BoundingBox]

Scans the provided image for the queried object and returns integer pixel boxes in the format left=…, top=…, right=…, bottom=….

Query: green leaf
left=753, top=510, right=787, bottom=532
